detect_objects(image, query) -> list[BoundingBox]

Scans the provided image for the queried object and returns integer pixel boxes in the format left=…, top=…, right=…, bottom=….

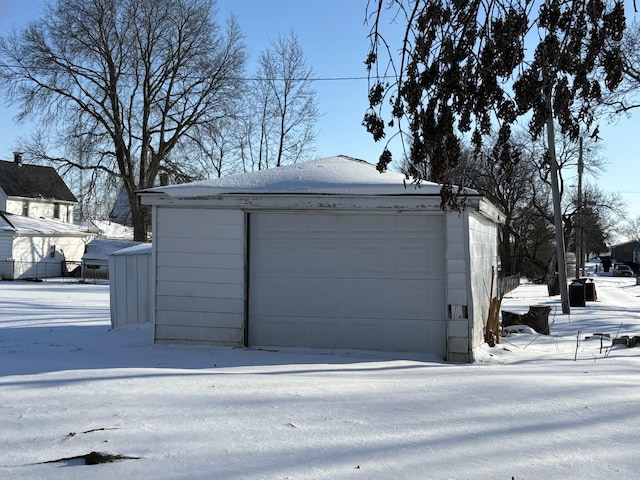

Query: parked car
left=613, top=264, right=634, bottom=277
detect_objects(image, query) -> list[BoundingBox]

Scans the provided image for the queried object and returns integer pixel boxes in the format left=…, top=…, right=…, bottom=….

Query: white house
left=138, top=156, right=503, bottom=362
left=0, top=153, right=77, bottom=223
left=0, top=212, right=94, bottom=280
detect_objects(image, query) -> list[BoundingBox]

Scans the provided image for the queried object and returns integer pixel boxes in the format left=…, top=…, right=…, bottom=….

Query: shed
left=138, top=155, right=504, bottom=362
left=109, top=243, right=152, bottom=328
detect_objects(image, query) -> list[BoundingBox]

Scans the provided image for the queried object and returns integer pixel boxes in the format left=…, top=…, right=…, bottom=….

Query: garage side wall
left=445, top=213, right=472, bottom=362
left=153, top=207, right=245, bottom=345
left=467, top=212, right=500, bottom=357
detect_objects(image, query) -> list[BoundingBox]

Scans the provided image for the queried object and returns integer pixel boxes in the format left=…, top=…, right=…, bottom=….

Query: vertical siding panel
left=445, top=213, right=471, bottom=363
left=154, top=207, right=245, bottom=345
left=445, top=210, right=499, bottom=362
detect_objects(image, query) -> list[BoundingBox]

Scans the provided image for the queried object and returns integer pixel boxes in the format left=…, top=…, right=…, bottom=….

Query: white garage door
left=248, top=212, right=446, bottom=355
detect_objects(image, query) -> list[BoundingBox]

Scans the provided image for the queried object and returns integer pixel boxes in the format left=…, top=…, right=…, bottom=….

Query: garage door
left=248, top=212, right=446, bottom=355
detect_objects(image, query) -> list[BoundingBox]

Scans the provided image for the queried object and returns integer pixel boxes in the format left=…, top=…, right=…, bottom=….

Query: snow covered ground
left=1, top=274, right=639, bottom=479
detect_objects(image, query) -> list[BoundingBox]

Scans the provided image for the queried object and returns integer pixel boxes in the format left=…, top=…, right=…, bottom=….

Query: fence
left=498, top=273, right=521, bottom=297
left=0, top=260, right=86, bottom=281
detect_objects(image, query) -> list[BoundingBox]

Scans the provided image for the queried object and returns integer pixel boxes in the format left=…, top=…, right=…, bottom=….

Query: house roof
left=141, top=155, right=479, bottom=198
left=0, top=159, right=78, bottom=203
left=0, top=211, right=91, bottom=236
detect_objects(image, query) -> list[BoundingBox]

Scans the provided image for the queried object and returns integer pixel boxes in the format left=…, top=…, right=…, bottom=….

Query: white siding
left=5, top=198, right=23, bottom=216
left=444, top=213, right=472, bottom=362
left=153, top=208, right=245, bottom=345
left=11, top=235, right=88, bottom=279
left=5, top=198, right=74, bottom=223
left=467, top=212, right=500, bottom=353
left=110, top=250, right=151, bottom=328
left=444, top=211, right=499, bottom=362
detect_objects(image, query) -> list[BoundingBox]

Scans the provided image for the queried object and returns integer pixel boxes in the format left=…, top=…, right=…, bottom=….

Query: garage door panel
left=249, top=212, right=447, bottom=355
left=253, top=277, right=444, bottom=321
left=348, top=214, right=386, bottom=233
left=393, top=245, right=437, bottom=274
left=304, top=245, right=343, bottom=273
left=249, top=317, right=297, bottom=347
left=251, top=243, right=300, bottom=273
left=305, top=319, right=340, bottom=348
left=252, top=212, right=297, bottom=234
left=394, top=214, right=445, bottom=236
left=306, top=214, right=341, bottom=233
left=250, top=278, right=309, bottom=315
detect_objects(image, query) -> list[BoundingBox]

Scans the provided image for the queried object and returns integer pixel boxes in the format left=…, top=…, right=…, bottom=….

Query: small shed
left=109, top=243, right=152, bottom=328
left=138, top=156, right=504, bottom=362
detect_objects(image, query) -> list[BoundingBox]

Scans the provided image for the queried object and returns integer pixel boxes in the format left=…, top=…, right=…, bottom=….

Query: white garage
left=139, top=156, right=503, bottom=362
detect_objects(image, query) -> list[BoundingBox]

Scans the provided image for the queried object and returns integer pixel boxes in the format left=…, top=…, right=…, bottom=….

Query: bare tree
left=0, top=0, right=246, bottom=241
left=620, top=214, right=640, bottom=241
left=250, top=31, right=319, bottom=170
left=603, top=19, right=640, bottom=113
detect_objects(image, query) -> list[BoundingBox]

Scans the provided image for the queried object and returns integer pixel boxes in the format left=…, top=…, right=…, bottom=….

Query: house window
left=22, top=201, right=29, bottom=217
left=54, top=203, right=60, bottom=219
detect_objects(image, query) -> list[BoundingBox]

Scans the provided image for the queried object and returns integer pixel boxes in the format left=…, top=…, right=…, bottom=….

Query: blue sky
left=1, top=0, right=638, bottom=219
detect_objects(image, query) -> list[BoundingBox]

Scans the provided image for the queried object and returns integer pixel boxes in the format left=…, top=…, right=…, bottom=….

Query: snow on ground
left=1, top=274, right=639, bottom=479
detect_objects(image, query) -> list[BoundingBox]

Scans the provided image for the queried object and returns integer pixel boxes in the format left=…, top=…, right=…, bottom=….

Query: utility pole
left=543, top=0, right=570, bottom=314
left=546, top=94, right=570, bottom=314
left=575, top=137, right=583, bottom=279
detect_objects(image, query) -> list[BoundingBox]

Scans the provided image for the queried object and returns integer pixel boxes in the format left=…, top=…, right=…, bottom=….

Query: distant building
left=610, top=240, right=639, bottom=265
left=0, top=212, right=94, bottom=280
left=0, top=152, right=78, bottom=223
left=109, top=185, right=132, bottom=227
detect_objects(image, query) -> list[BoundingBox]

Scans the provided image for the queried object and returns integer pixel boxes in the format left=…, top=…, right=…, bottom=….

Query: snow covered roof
left=111, top=243, right=152, bottom=256
left=141, top=155, right=478, bottom=198
left=79, top=219, right=134, bottom=240
left=0, top=212, right=93, bottom=237
left=82, top=239, right=141, bottom=262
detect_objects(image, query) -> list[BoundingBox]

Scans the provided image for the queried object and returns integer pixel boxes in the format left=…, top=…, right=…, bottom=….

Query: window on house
left=22, top=201, right=29, bottom=217
left=54, top=203, right=60, bottom=219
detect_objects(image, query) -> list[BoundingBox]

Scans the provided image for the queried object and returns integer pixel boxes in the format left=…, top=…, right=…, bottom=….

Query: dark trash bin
left=569, top=280, right=586, bottom=307
left=585, top=280, right=597, bottom=301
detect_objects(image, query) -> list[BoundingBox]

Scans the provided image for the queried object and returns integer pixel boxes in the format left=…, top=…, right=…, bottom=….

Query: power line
left=1, top=63, right=392, bottom=83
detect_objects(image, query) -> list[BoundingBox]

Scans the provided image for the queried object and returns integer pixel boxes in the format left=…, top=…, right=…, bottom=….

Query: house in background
left=138, top=155, right=504, bottom=363
left=0, top=152, right=78, bottom=223
left=0, top=152, right=94, bottom=280
left=0, top=212, right=94, bottom=280
left=610, top=240, right=639, bottom=267
left=609, top=240, right=639, bottom=273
